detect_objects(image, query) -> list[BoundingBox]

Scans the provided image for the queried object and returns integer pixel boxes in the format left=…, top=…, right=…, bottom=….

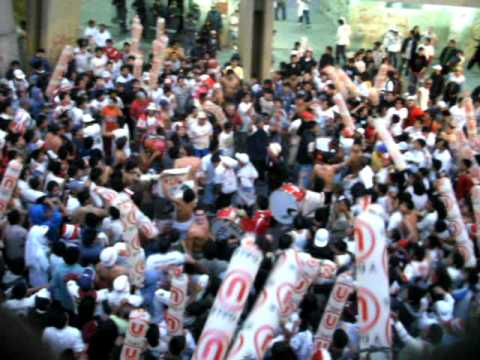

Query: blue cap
left=78, top=268, right=95, bottom=291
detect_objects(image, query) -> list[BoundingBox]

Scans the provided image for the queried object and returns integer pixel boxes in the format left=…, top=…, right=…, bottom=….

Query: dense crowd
left=0, top=9, right=480, bottom=360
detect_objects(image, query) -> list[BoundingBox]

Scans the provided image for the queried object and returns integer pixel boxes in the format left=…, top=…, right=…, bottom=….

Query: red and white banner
left=373, top=119, right=407, bottom=171
left=226, top=250, right=327, bottom=360
left=166, top=266, right=188, bottom=336
left=120, top=309, right=151, bottom=360
left=0, top=159, right=23, bottom=215
left=46, top=45, right=74, bottom=97
left=313, top=272, right=354, bottom=354
left=193, top=243, right=263, bottom=360
left=354, top=204, right=391, bottom=358
left=437, top=177, right=477, bottom=267
left=95, top=187, right=159, bottom=287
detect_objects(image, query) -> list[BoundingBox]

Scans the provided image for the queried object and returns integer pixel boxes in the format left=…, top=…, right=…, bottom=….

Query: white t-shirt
left=90, top=55, right=108, bottom=77
left=188, top=120, right=213, bottom=150
left=218, top=131, right=234, bottom=157
left=337, top=24, right=351, bottom=46
left=42, top=326, right=85, bottom=356
left=83, top=26, right=98, bottom=41
left=95, top=30, right=112, bottom=47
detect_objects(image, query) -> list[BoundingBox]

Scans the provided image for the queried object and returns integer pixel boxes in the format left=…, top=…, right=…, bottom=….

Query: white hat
left=101, top=70, right=111, bottom=79
left=155, top=289, right=171, bottom=305
left=432, top=64, right=442, bottom=71
left=113, top=242, right=128, bottom=256
left=35, top=288, right=51, bottom=300
left=406, top=95, right=417, bottom=101
left=96, top=232, right=108, bottom=243
left=235, top=153, right=249, bottom=164
left=314, top=228, right=329, bottom=247
left=13, top=69, right=26, bottom=80
left=434, top=299, right=453, bottom=322
left=82, top=113, right=95, bottom=123
left=398, top=142, right=409, bottom=152
left=100, top=247, right=118, bottom=267
left=437, top=100, right=448, bottom=109
left=268, top=142, right=282, bottom=157
left=200, top=74, right=210, bottom=81
left=146, top=103, right=158, bottom=111
left=197, top=111, right=208, bottom=119
left=221, top=156, right=238, bottom=168
left=113, top=275, right=130, bottom=293
left=127, top=294, right=143, bottom=307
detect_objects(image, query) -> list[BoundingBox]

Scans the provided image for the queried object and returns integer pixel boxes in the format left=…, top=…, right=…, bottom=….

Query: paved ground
left=80, top=0, right=480, bottom=91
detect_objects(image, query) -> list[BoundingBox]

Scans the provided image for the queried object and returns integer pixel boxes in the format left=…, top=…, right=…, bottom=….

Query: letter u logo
left=130, top=323, right=145, bottom=337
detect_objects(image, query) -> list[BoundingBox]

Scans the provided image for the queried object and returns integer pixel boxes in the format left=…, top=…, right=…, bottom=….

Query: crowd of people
left=0, top=7, right=480, bottom=360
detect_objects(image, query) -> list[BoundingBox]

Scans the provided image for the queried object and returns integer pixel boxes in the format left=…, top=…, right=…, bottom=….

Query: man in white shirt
left=90, top=47, right=108, bottom=77
left=336, top=17, right=351, bottom=65
left=74, top=45, right=92, bottom=74
left=297, top=0, right=311, bottom=27
left=83, top=19, right=98, bottom=45
left=42, top=310, right=85, bottom=357
left=94, top=24, right=112, bottom=48
left=188, top=111, right=213, bottom=157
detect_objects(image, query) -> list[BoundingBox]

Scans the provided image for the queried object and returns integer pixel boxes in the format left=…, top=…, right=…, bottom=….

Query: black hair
left=109, top=207, right=120, bottom=220
left=183, top=188, right=196, bottom=203
left=168, top=335, right=186, bottom=356
left=7, top=209, right=21, bottom=225
left=278, top=233, right=294, bottom=250
left=49, top=309, right=68, bottom=329
left=63, top=246, right=80, bottom=265
left=11, top=282, right=27, bottom=300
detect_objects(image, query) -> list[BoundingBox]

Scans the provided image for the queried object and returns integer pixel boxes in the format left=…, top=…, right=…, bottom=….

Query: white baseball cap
left=314, top=228, right=329, bottom=247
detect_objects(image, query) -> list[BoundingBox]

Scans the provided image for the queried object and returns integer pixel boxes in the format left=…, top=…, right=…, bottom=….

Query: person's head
left=88, top=19, right=96, bottom=28
left=49, top=310, right=68, bottom=329
left=183, top=188, right=196, bottom=204
left=270, top=341, right=297, bottom=360
left=11, top=282, right=28, bottom=300
left=109, top=206, right=120, bottom=220
left=63, top=245, right=80, bottom=265
left=7, top=209, right=21, bottom=225
left=338, top=18, right=345, bottom=25
left=168, top=335, right=186, bottom=356
left=425, top=323, right=444, bottom=345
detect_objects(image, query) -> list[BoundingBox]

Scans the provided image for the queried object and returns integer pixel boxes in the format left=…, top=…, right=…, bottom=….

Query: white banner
left=166, top=266, right=188, bottom=336
left=226, top=250, right=326, bottom=360
left=193, top=243, right=263, bottom=360
left=0, top=160, right=22, bottom=215
left=437, top=177, right=477, bottom=267
left=120, top=309, right=151, bottom=360
left=313, top=272, right=354, bottom=354
left=354, top=204, right=391, bottom=359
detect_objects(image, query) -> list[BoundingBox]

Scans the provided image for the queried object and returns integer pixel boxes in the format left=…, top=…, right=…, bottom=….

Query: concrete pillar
left=0, top=0, right=19, bottom=74
left=34, top=0, right=82, bottom=63
left=239, top=0, right=274, bottom=81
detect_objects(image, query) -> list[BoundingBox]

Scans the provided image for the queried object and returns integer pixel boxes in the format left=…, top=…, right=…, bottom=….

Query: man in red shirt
left=455, top=158, right=474, bottom=201
left=103, top=39, right=123, bottom=62
left=404, top=95, right=424, bottom=128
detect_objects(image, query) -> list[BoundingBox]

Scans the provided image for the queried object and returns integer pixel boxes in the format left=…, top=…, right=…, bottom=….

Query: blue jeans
left=193, top=148, right=209, bottom=158
left=297, top=164, right=313, bottom=189
left=299, top=10, right=310, bottom=25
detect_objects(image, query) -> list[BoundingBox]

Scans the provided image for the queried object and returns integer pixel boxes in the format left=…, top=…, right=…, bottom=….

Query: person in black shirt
left=319, top=46, right=335, bottom=69
left=296, top=120, right=318, bottom=188
left=429, top=65, right=445, bottom=102
left=467, top=40, right=480, bottom=71
left=300, top=49, right=317, bottom=73
left=439, top=39, right=459, bottom=74
left=284, top=54, right=303, bottom=77
left=408, top=47, right=428, bottom=94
